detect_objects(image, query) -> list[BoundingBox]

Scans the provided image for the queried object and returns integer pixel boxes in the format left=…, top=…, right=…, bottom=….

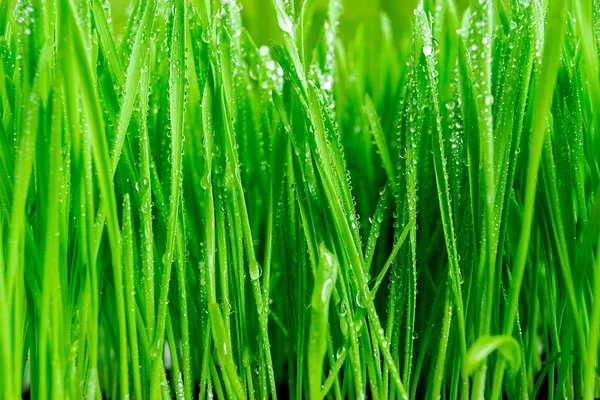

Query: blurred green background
left=239, top=0, right=419, bottom=44
left=108, top=0, right=470, bottom=70
left=110, top=0, right=469, bottom=46
left=108, top=0, right=468, bottom=46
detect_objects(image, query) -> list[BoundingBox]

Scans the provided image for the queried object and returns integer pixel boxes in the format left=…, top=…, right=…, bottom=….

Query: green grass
left=1, top=0, right=600, bottom=398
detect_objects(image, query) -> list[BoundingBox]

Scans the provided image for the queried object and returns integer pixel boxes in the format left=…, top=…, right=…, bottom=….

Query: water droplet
left=249, top=261, right=262, bottom=280
left=338, top=300, right=347, bottom=316
left=356, top=289, right=369, bottom=308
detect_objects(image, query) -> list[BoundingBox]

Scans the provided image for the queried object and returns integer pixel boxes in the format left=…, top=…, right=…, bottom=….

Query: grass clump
left=1, top=0, right=600, bottom=399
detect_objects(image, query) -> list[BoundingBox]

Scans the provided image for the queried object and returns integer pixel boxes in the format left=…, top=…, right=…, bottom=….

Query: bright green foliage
left=1, top=0, right=600, bottom=399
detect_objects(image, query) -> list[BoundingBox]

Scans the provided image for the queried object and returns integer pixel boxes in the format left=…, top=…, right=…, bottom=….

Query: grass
left=1, top=0, right=600, bottom=398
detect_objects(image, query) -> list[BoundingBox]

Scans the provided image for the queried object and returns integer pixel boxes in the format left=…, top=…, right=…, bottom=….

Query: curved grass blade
left=308, top=244, right=339, bottom=400
left=463, top=335, right=521, bottom=378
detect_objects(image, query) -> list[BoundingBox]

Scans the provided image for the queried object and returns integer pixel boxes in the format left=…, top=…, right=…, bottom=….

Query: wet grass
left=1, top=0, right=600, bottom=399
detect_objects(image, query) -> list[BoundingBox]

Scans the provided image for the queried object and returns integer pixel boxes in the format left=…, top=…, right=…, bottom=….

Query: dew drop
left=249, top=261, right=262, bottom=280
